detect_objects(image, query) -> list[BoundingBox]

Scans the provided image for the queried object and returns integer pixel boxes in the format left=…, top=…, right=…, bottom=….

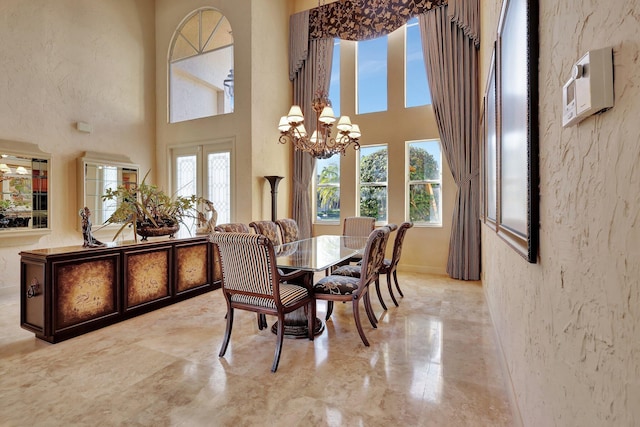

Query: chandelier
left=278, top=98, right=361, bottom=159
left=277, top=1, right=361, bottom=159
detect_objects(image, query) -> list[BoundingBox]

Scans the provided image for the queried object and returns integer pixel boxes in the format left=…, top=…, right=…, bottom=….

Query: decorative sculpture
left=196, top=200, right=218, bottom=235
left=79, top=207, right=105, bottom=247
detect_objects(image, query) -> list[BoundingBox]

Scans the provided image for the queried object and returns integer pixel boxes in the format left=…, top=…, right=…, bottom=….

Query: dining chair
left=275, top=218, right=299, bottom=244
left=340, top=216, right=375, bottom=265
left=214, top=223, right=251, bottom=233
left=331, top=224, right=396, bottom=311
left=213, top=222, right=267, bottom=329
left=313, top=227, right=389, bottom=347
left=343, top=216, right=376, bottom=237
left=249, top=220, right=281, bottom=246
left=378, top=222, right=414, bottom=305
left=211, top=232, right=315, bottom=373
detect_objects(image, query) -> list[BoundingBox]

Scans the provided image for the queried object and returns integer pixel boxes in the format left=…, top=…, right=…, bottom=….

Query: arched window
left=169, top=8, right=234, bottom=123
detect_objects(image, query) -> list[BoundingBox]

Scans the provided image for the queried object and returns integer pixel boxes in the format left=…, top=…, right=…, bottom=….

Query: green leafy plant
left=101, top=171, right=213, bottom=241
left=0, top=199, right=12, bottom=212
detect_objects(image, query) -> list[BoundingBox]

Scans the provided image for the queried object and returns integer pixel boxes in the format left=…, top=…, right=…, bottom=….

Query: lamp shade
left=319, top=106, right=336, bottom=124
left=310, top=130, right=319, bottom=143
left=336, top=116, right=352, bottom=132
left=295, top=124, right=307, bottom=137
left=287, top=105, right=304, bottom=123
left=349, top=124, right=361, bottom=139
left=278, top=116, right=291, bottom=132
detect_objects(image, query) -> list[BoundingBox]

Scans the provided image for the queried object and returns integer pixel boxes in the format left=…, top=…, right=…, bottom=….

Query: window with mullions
left=357, top=36, right=387, bottom=114
left=358, top=145, right=388, bottom=222
left=405, top=17, right=431, bottom=107
left=169, top=8, right=234, bottom=123
left=315, top=156, right=340, bottom=222
left=407, top=140, right=442, bottom=225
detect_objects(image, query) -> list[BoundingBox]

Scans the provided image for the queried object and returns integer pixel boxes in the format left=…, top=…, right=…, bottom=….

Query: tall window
left=172, top=142, right=233, bottom=230
left=356, top=35, right=387, bottom=114
left=407, top=140, right=442, bottom=225
left=405, top=17, right=431, bottom=107
left=169, top=8, right=234, bottom=123
left=315, top=156, right=340, bottom=222
left=358, top=145, right=388, bottom=222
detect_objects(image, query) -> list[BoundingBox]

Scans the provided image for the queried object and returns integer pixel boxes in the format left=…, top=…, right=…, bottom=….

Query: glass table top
left=274, top=235, right=368, bottom=272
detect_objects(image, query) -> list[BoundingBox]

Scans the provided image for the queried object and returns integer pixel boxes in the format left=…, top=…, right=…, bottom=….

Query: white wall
left=0, top=0, right=156, bottom=292
left=480, top=0, right=640, bottom=425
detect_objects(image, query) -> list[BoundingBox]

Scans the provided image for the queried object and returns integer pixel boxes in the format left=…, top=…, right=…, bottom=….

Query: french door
left=171, top=141, right=233, bottom=230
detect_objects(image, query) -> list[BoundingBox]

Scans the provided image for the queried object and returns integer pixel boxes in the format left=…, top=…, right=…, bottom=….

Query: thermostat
left=562, top=47, right=614, bottom=127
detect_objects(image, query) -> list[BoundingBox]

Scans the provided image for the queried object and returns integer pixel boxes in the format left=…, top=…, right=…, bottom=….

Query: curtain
left=419, top=5, right=480, bottom=280
left=291, top=38, right=334, bottom=239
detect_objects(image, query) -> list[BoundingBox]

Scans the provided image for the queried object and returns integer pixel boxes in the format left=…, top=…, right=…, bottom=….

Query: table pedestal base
left=271, top=306, right=324, bottom=339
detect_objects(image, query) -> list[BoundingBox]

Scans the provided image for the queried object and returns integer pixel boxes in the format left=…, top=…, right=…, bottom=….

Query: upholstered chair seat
left=314, top=275, right=360, bottom=296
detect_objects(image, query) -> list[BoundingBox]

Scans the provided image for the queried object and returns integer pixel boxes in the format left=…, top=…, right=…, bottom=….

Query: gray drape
left=291, top=37, right=334, bottom=239
left=447, top=0, right=480, bottom=47
left=289, top=10, right=309, bottom=81
left=419, top=5, right=480, bottom=280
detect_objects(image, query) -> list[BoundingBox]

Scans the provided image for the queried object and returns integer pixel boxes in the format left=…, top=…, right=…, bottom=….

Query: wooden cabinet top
left=20, top=234, right=210, bottom=258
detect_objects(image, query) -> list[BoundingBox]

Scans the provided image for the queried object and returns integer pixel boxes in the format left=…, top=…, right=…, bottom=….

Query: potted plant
left=101, top=171, right=215, bottom=242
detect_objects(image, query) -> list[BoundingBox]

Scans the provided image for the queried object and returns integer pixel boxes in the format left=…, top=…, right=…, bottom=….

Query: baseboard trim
left=398, top=263, right=447, bottom=276
left=484, top=284, right=524, bottom=427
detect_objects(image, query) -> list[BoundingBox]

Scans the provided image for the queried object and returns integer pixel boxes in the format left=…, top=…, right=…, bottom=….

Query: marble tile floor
left=0, top=272, right=514, bottom=427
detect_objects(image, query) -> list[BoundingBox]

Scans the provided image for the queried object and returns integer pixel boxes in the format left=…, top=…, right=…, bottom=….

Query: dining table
left=273, top=234, right=368, bottom=338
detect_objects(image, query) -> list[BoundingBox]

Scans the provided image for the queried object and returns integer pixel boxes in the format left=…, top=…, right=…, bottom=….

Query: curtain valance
left=289, top=10, right=309, bottom=81
left=309, top=0, right=447, bottom=41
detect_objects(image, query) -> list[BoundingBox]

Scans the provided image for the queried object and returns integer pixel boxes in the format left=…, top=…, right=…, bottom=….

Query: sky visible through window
left=357, top=36, right=388, bottom=114
left=350, top=18, right=430, bottom=115
left=406, top=17, right=431, bottom=107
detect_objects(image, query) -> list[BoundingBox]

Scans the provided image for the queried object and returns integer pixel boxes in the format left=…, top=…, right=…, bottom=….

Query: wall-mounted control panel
left=562, top=47, right=614, bottom=127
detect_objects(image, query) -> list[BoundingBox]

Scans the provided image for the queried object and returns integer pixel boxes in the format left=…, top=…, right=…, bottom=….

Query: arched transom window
left=169, top=8, right=234, bottom=123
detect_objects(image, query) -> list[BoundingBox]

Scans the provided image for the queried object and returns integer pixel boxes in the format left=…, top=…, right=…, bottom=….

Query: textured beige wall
left=0, top=0, right=156, bottom=291
left=155, top=0, right=292, bottom=224
left=480, top=0, right=640, bottom=425
left=249, top=0, right=294, bottom=221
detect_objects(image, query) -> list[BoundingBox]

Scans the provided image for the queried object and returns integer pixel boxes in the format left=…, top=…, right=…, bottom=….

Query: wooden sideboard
left=20, top=235, right=220, bottom=343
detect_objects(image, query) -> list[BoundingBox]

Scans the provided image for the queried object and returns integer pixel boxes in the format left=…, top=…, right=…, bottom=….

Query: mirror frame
left=0, top=139, right=52, bottom=242
left=493, top=0, right=539, bottom=263
left=77, top=151, right=139, bottom=233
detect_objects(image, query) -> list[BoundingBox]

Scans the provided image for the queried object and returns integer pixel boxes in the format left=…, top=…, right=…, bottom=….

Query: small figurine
left=196, top=200, right=218, bottom=235
left=79, top=206, right=105, bottom=248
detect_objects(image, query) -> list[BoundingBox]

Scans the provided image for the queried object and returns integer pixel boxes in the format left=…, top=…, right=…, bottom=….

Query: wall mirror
left=77, top=152, right=138, bottom=230
left=0, top=140, right=50, bottom=235
left=493, top=0, right=539, bottom=262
